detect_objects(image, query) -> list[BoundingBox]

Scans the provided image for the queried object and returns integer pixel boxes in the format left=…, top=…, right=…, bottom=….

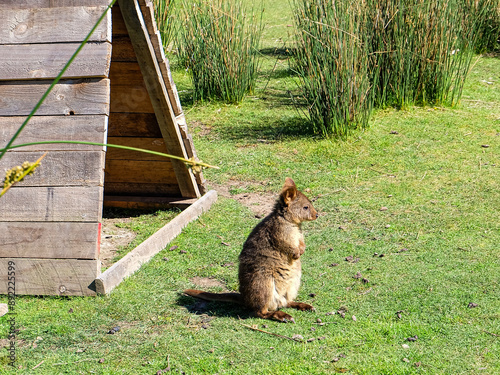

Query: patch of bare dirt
left=209, top=181, right=276, bottom=218
left=100, top=218, right=136, bottom=268
left=190, top=276, right=228, bottom=289
left=0, top=339, right=9, bottom=349
left=98, top=181, right=275, bottom=267
left=191, top=120, right=213, bottom=137
left=0, top=338, right=27, bottom=349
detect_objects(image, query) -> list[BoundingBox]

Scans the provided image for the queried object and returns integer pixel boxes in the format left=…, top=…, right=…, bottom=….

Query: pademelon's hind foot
left=287, top=301, right=315, bottom=311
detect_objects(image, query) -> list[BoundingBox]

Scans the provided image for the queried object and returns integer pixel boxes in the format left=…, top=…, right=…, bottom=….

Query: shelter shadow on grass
left=261, top=66, right=297, bottom=80
left=259, top=46, right=296, bottom=57
left=103, top=207, right=180, bottom=219
left=259, top=47, right=298, bottom=79
left=177, top=293, right=253, bottom=320
left=217, top=114, right=315, bottom=142
left=259, top=88, right=306, bottom=107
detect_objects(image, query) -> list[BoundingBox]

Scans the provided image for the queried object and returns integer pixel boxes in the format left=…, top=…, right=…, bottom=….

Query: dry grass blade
left=240, top=323, right=296, bottom=341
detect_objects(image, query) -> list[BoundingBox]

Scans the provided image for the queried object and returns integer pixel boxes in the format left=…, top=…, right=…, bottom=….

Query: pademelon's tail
left=184, top=289, right=243, bottom=304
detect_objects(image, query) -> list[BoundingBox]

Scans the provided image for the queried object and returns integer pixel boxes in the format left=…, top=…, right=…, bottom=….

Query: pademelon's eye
left=303, top=206, right=309, bottom=210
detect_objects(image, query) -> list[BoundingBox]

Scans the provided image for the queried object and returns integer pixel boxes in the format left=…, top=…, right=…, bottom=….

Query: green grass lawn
left=1, top=1, right=499, bottom=374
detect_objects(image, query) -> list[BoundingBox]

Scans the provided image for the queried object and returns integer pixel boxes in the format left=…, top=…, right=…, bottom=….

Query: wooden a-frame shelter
left=0, top=0, right=216, bottom=296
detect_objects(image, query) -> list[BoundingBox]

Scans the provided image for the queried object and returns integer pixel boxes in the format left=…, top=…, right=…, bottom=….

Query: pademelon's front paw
left=273, top=310, right=295, bottom=323
left=299, top=239, right=306, bottom=256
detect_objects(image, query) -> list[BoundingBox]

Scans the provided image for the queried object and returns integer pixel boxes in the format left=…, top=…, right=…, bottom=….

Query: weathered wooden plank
left=174, top=114, right=206, bottom=193
left=96, top=190, right=217, bottom=294
left=112, top=4, right=129, bottom=36
left=0, top=1, right=111, bottom=8
left=108, top=112, right=161, bottom=137
left=0, top=79, right=110, bottom=116
left=118, top=0, right=200, bottom=198
left=104, top=182, right=181, bottom=197
left=0, top=186, right=103, bottom=222
left=110, top=87, right=153, bottom=113
left=0, top=6, right=111, bottom=44
left=110, top=61, right=146, bottom=85
left=0, top=222, right=100, bottom=259
left=109, top=62, right=153, bottom=113
left=0, top=151, right=105, bottom=186
left=105, top=137, right=168, bottom=160
left=104, top=159, right=176, bottom=183
left=111, top=34, right=137, bottom=62
left=104, top=195, right=196, bottom=210
left=159, top=59, right=183, bottom=117
left=135, top=1, right=182, bottom=117
left=0, top=43, right=111, bottom=81
left=0, top=115, right=108, bottom=151
left=0, top=258, right=99, bottom=296
left=139, top=1, right=158, bottom=36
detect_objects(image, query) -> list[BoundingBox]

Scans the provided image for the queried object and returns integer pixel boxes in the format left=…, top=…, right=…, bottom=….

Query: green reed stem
left=0, top=141, right=218, bottom=170
left=0, top=0, right=118, bottom=161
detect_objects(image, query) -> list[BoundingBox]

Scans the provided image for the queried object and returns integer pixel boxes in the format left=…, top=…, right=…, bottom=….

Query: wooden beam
left=0, top=79, right=110, bottom=116
left=158, top=59, right=183, bottom=117
left=134, top=1, right=183, bottom=117
left=0, top=1, right=111, bottom=10
left=0, top=222, right=100, bottom=259
left=118, top=0, right=200, bottom=198
left=104, top=195, right=197, bottom=210
left=0, top=258, right=99, bottom=296
left=0, top=43, right=111, bottom=81
left=95, top=190, right=217, bottom=294
left=0, top=6, right=111, bottom=43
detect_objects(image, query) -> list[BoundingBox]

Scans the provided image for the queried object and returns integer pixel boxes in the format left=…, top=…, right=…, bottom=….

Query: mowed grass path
left=0, top=0, right=499, bottom=373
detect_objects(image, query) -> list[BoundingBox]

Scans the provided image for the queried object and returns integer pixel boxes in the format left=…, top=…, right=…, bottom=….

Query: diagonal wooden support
left=118, top=0, right=200, bottom=198
left=95, top=190, right=217, bottom=295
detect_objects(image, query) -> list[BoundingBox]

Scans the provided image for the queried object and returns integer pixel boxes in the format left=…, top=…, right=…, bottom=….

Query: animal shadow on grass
left=177, top=294, right=253, bottom=321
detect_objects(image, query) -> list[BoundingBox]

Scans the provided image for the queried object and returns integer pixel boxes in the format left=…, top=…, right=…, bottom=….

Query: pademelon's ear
left=281, top=177, right=297, bottom=205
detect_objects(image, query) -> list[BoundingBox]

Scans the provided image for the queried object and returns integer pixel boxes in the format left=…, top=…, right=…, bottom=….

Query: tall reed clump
left=466, top=0, right=500, bottom=52
left=292, top=0, right=373, bottom=137
left=176, top=0, right=262, bottom=104
left=292, top=0, right=492, bottom=137
left=152, top=0, right=177, bottom=51
left=366, top=0, right=486, bottom=108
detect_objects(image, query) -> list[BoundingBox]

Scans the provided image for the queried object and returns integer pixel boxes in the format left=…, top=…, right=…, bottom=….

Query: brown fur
left=184, top=178, right=318, bottom=322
